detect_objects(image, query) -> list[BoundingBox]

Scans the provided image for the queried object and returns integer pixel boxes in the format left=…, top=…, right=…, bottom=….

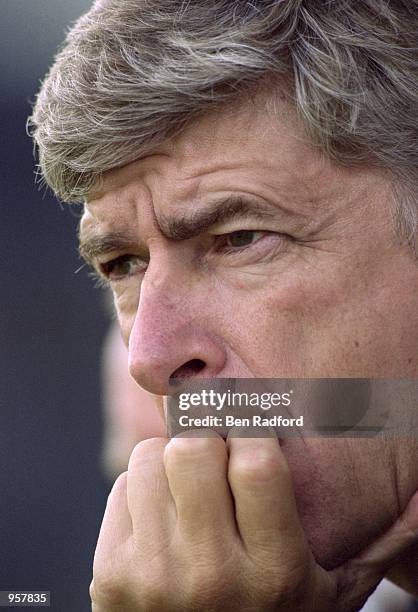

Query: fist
left=90, top=432, right=418, bottom=611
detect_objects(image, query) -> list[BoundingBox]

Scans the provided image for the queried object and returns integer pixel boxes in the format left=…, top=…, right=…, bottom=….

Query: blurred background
left=0, top=1, right=110, bottom=610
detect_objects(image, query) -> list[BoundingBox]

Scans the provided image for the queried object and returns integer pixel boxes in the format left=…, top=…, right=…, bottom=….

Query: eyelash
left=99, top=255, right=147, bottom=281
left=95, top=230, right=286, bottom=284
left=213, top=230, right=270, bottom=254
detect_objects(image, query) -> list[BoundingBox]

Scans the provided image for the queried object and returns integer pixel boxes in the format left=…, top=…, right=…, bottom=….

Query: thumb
left=333, top=490, right=418, bottom=611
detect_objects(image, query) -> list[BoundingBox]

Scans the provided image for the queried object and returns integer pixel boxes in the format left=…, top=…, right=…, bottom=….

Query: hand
left=90, top=432, right=418, bottom=611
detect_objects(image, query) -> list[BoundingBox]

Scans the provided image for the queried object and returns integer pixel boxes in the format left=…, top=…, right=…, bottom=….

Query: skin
left=80, top=94, right=418, bottom=609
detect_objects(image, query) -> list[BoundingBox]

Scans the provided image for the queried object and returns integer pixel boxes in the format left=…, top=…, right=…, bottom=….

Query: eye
left=226, top=230, right=265, bottom=248
left=218, top=230, right=267, bottom=251
left=100, top=255, right=146, bottom=281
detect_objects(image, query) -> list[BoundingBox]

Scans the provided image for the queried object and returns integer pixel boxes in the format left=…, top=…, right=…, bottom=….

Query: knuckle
left=128, top=437, right=167, bottom=470
left=165, top=434, right=224, bottom=465
left=185, top=564, right=229, bottom=605
left=141, top=576, right=168, bottom=607
left=106, top=471, right=128, bottom=507
left=92, top=555, right=173, bottom=610
left=132, top=567, right=172, bottom=609
left=90, top=573, right=130, bottom=608
left=231, top=449, right=284, bottom=484
left=89, top=578, right=103, bottom=606
left=112, top=470, right=128, bottom=493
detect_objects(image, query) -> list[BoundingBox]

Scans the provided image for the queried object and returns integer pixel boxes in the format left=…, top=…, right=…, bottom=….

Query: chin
left=282, top=438, right=393, bottom=570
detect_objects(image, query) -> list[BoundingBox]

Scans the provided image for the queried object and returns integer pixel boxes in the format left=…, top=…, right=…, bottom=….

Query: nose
left=128, top=274, right=227, bottom=396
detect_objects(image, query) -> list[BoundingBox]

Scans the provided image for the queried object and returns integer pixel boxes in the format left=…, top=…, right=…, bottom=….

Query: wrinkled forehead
left=87, top=102, right=325, bottom=210
left=81, top=94, right=390, bottom=249
left=86, top=94, right=312, bottom=196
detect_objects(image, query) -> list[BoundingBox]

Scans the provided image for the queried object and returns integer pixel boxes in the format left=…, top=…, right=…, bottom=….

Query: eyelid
left=96, top=249, right=149, bottom=265
left=213, top=230, right=289, bottom=255
left=210, top=222, right=272, bottom=236
left=99, top=253, right=148, bottom=281
left=213, top=229, right=285, bottom=242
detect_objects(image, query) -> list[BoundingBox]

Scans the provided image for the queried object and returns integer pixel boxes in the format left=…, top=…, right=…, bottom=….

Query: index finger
left=227, top=433, right=309, bottom=565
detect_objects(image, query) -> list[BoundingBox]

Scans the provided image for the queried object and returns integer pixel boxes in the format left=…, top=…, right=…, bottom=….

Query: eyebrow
left=78, top=195, right=283, bottom=265
left=158, top=195, right=277, bottom=240
left=78, top=230, right=140, bottom=266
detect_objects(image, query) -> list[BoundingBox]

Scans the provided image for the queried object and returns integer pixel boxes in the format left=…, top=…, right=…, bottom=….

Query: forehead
left=81, top=93, right=378, bottom=239
left=88, top=97, right=321, bottom=196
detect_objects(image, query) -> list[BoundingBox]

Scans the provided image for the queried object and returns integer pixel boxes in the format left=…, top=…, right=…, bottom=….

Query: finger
left=91, top=472, right=135, bottom=610
left=357, top=490, right=418, bottom=571
left=94, top=472, right=132, bottom=568
left=164, top=430, right=236, bottom=545
left=127, top=437, right=175, bottom=544
left=227, top=433, right=308, bottom=563
left=334, top=490, right=418, bottom=610
left=356, top=490, right=418, bottom=574
left=386, top=542, right=418, bottom=596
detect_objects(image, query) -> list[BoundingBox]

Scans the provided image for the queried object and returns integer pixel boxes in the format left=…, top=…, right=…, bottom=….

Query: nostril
left=170, top=359, right=206, bottom=381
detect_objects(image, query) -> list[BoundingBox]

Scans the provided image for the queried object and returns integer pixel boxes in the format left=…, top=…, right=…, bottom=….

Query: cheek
left=220, top=274, right=339, bottom=376
left=240, top=264, right=381, bottom=377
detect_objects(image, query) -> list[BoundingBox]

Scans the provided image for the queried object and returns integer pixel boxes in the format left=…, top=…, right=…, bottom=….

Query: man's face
left=80, top=95, right=418, bottom=568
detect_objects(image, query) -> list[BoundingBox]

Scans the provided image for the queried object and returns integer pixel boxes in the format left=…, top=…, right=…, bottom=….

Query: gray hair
left=29, top=0, right=418, bottom=246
